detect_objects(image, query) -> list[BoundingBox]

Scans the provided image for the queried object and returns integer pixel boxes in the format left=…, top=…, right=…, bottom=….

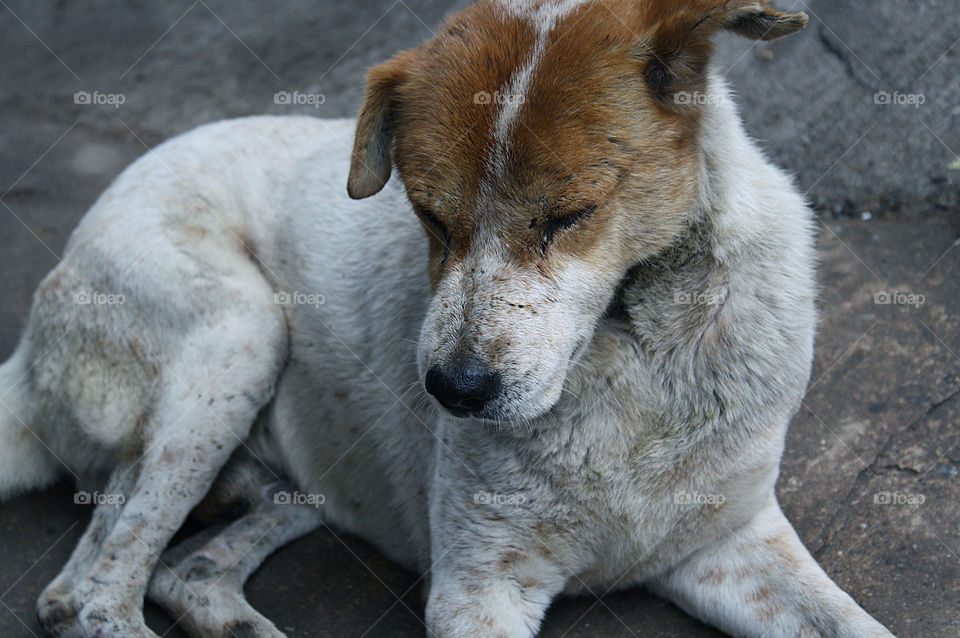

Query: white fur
left=0, top=344, right=60, bottom=499
left=0, top=48, right=894, bottom=638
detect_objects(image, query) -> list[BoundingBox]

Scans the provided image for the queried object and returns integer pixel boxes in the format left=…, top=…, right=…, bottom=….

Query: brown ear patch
left=640, top=1, right=807, bottom=107
left=347, top=52, right=415, bottom=200
left=639, top=11, right=716, bottom=111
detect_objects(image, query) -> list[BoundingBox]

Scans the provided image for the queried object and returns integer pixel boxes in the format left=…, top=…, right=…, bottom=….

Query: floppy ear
left=642, top=1, right=807, bottom=104
left=721, top=1, right=808, bottom=40
left=347, top=53, right=412, bottom=200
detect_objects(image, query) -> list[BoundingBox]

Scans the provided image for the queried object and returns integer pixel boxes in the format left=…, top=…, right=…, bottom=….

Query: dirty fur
left=0, top=1, right=893, bottom=637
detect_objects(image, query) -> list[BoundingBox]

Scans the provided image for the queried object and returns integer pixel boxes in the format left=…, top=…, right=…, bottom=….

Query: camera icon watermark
left=674, top=491, right=726, bottom=506
left=274, top=91, right=326, bottom=108
left=273, top=490, right=326, bottom=508
left=73, top=290, right=125, bottom=306
left=74, top=90, right=126, bottom=108
left=674, top=290, right=725, bottom=306
left=473, top=490, right=527, bottom=506
left=274, top=290, right=326, bottom=308
left=873, top=290, right=925, bottom=308
left=873, top=491, right=925, bottom=506
left=873, top=91, right=925, bottom=108
left=473, top=90, right=524, bottom=106
left=674, top=91, right=726, bottom=106
left=74, top=490, right=125, bottom=507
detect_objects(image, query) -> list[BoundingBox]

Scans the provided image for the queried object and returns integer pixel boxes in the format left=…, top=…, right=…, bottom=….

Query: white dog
left=0, top=1, right=895, bottom=636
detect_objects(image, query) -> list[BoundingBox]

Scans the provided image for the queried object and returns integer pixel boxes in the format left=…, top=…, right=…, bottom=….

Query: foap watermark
left=74, top=90, right=125, bottom=108
left=74, top=490, right=125, bottom=507
left=874, top=491, right=925, bottom=506
left=274, top=290, right=325, bottom=308
left=674, top=91, right=727, bottom=106
left=674, top=290, right=725, bottom=306
left=274, top=490, right=326, bottom=508
left=675, top=491, right=726, bottom=506
left=873, top=290, right=925, bottom=308
left=474, top=490, right=527, bottom=507
left=74, top=290, right=125, bottom=306
left=474, top=90, right=524, bottom=106
left=274, top=90, right=326, bottom=108
left=874, top=91, right=925, bottom=108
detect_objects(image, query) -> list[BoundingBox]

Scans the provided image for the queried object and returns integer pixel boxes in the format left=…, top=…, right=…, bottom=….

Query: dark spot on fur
left=181, top=555, right=218, bottom=582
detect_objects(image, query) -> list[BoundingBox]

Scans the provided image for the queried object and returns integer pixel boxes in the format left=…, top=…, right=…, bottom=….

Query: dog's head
left=347, top=0, right=806, bottom=421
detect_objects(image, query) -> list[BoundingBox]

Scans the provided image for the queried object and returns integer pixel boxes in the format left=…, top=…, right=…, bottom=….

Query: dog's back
left=0, top=116, right=364, bottom=495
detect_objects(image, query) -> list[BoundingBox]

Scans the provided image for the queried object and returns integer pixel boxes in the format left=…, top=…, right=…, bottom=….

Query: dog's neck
left=602, top=217, right=718, bottom=325
left=602, top=71, right=749, bottom=333
left=602, top=263, right=643, bottom=323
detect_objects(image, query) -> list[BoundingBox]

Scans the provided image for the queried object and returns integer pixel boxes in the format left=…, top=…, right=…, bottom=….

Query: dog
left=0, top=1, right=896, bottom=636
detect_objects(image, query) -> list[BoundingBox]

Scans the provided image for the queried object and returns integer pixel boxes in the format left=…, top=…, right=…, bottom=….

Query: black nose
left=425, top=358, right=500, bottom=415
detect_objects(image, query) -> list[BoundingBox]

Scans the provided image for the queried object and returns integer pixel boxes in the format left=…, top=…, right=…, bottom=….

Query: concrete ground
left=0, top=1, right=958, bottom=636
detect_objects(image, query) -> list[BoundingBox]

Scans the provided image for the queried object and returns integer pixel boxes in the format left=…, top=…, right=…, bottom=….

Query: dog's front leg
left=424, top=481, right=571, bottom=638
left=426, top=551, right=567, bottom=638
left=649, top=494, right=895, bottom=638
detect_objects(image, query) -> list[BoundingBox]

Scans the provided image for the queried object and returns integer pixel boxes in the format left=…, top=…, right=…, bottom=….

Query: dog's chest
left=485, top=329, right=756, bottom=585
left=502, top=413, right=712, bottom=588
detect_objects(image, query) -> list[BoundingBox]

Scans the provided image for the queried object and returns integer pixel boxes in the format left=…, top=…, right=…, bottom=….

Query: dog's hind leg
left=148, top=481, right=322, bottom=638
left=0, top=345, right=60, bottom=501
left=649, top=494, right=895, bottom=638
left=37, top=310, right=287, bottom=638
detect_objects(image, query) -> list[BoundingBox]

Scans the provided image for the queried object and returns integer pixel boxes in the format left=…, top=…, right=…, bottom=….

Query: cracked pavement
left=0, top=1, right=958, bottom=636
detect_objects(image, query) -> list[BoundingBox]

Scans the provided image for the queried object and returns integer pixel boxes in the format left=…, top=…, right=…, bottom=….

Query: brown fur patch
left=350, top=0, right=805, bottom=283
left=748, top=585, right=773, bottom=604
left=497, top=549, right=529, bottom=572
left=517, top=576, right=541, bottom=590
left=386, top=0, right=703, bottom=282
left=763, top=531, right=802, bottom=572
left=698, top=567, right=726, bottom=586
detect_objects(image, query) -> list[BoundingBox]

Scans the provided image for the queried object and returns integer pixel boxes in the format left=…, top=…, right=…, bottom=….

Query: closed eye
left=413, top=204, right=451, bottom=263
left=534, top=205, right=596, bottom=254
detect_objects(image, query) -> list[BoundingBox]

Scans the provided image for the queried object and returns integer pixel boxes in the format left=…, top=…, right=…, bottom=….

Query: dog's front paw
left=426, top=590, right=540, bottom=638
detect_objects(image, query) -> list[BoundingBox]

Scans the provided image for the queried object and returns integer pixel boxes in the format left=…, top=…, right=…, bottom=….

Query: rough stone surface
left=714, top=0, right=960, bottom=218
left=0, top=1, right=957, bottom=636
